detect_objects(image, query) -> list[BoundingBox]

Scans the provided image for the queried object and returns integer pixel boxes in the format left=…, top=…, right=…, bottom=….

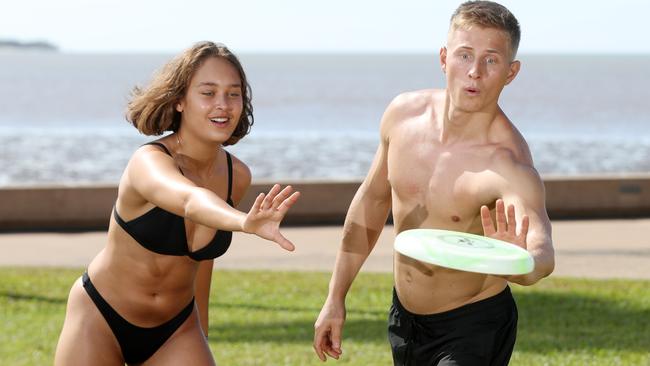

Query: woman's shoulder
left=225, top=151, right=252, bottom=195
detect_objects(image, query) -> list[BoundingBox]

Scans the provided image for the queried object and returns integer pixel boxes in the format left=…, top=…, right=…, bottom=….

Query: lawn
left=1, top=268, right=648, bottom=365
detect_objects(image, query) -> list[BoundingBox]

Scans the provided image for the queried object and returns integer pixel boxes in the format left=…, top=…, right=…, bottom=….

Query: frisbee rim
left=394, top=228, right=534, bottom=275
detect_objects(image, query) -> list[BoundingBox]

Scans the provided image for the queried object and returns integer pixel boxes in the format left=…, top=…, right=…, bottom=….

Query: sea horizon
left=1, top=53, right=648, bottom=187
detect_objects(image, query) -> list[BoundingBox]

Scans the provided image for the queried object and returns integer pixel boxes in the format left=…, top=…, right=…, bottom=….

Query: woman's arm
left=123, top=145, right=299, bottom=249
left=194, top=154, right=253, bottom=337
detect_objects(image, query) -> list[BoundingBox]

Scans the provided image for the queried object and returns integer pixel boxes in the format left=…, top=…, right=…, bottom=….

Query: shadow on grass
left=210, top=318, right=388, bottom=344
left=515, top=291, right=649, bottom=352
left=209, top=291, right=649, bottom=353
left=0, top=291, right=67, bottom=304
left=212, top=301, right=386, bottom=317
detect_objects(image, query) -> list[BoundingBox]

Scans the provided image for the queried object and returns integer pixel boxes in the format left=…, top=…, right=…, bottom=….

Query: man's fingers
left=330, top=323, right=343, bottom=354
left=313, top=327, right=330, bottom=362
left=480, top=205, right=496, bottom=236
left=313, top=334, right=326, bottom=362
left=519, top=215, right=530, bottom=240
left=496, top=199, right=507, bottom=233
left=324, top=348, right=341, bottom=359
left=507, top=204, right=516, bottom=236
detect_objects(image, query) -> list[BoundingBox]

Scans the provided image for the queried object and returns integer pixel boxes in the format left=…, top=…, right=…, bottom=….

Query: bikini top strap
left=144, top=142, right=184, bottom=175
left=225, top=151, right=233, bottom=202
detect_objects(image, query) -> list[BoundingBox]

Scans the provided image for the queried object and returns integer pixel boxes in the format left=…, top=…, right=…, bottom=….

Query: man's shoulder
left=383, top=89, right=443, bottom=123
left=380, top=89, right=441, bottom=137
left=489, top=145, right=541, bottom=187
left=490, top=112, right=534, bottom=166
left=389, top=89, right=443, bottom=111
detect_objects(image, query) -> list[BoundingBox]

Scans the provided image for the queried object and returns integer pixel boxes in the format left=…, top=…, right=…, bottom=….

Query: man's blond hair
left=450, top=1, right=521, bottom=59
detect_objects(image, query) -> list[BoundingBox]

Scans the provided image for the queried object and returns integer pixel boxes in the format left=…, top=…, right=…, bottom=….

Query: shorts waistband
left=392, top=286, right=514, bottom=323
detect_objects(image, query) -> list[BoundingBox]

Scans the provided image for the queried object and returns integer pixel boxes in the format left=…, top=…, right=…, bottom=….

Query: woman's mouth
left=210, top=117, right=229, bottom=125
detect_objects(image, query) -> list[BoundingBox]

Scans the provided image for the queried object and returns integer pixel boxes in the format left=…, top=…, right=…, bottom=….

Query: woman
left=54, top=41, right=300, bottom=365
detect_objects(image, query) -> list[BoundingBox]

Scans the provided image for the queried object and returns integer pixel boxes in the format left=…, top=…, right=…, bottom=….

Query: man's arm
left=482, top=157, right=554, bottom=286
left=502, top=168, right=554, bottom=285
left=312, top=143, right=392, bottom=361
left=313, top=96, right=401, bottom=361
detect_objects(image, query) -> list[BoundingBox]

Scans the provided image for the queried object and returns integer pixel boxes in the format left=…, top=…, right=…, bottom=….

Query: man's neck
left=440, top=92, right=499, bottom=145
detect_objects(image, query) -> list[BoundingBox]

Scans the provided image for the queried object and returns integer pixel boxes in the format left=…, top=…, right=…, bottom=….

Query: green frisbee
left=394, top=229, right=534, bottom=275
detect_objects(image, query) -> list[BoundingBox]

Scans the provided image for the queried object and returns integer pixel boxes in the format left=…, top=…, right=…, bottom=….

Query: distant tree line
left=0, top=39, right=58, bottom=51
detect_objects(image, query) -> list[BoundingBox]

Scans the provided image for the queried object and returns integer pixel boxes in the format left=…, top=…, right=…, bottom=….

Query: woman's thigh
left=54, top=277, right=124, bottom=366
left=142, top=307, right=215, bottom=366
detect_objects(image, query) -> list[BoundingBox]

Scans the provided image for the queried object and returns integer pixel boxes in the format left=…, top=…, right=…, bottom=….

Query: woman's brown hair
left=126, top=41, right=253, bottom=145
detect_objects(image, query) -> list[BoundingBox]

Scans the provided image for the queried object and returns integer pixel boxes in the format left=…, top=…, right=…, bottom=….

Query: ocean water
left=0, top=52, right=648, bottom=187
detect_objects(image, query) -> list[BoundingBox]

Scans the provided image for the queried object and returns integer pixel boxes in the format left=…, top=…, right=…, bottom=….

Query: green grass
left=1, top=268, right=649, bottom=365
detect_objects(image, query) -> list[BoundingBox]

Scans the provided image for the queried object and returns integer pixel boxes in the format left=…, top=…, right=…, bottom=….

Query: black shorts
left=388, top=286, right=518, bottom=366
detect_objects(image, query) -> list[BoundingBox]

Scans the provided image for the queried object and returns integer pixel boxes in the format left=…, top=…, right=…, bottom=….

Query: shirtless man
left=313, top=1, right=554, bottom=365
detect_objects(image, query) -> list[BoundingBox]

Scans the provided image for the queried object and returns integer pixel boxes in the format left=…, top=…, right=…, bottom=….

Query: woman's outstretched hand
left=243, top=184, right=301, bottom=251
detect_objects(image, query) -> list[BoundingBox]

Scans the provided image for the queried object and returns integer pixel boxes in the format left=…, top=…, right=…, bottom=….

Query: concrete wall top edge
left=2, top=173, right=650, bottom=190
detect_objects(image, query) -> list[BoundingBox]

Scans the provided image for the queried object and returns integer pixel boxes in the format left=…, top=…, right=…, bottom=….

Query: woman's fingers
left=275, top=233, right=295, bottom=251
left=271, top=185, right=294, bottom=210
left=261, top=184, right=281, bottom=210
left=251, top=193, right=265, bottom=212
left=277, top=192, right=300, bottom=215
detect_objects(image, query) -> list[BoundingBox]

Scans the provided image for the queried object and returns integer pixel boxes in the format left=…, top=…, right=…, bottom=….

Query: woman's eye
left=201, top=91, right=214, bottom=96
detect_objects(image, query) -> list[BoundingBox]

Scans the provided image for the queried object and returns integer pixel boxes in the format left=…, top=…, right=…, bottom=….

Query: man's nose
left=468, top=61, right=482, bottom=79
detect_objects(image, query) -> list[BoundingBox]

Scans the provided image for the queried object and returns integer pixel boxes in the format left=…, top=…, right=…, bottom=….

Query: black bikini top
left=113, top=142, right=234, bottom=261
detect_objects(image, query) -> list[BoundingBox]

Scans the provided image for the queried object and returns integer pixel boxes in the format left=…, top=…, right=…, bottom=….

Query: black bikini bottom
left=82, top=272, right=194, bottom=364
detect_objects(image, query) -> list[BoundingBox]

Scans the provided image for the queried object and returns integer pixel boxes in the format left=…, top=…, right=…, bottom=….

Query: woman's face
left=176, top=56, right=243, bottom=144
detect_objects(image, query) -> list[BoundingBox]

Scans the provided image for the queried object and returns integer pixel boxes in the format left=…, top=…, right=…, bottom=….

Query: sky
left=2, top=0, right=649, bottom=54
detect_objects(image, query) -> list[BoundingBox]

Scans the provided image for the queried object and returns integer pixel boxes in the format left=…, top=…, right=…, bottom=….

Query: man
left=313, top=1, right=554, bottom=365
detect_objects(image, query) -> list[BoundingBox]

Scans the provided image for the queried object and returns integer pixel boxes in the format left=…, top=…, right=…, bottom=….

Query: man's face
left=440, top=26, right=520, bottom=113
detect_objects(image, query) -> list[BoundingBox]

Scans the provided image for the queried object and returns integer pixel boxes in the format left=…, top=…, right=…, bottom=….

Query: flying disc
left=394, top=229, right=534, bottom=275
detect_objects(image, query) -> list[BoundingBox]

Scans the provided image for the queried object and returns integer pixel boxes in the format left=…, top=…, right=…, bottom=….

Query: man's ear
left=440, top=47, right=448, bottom=74
left=505, top=60, right=521, bottom=85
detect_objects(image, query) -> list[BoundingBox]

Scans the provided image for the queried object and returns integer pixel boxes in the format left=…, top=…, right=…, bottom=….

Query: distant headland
left=0, top=39, right=58, bottom=52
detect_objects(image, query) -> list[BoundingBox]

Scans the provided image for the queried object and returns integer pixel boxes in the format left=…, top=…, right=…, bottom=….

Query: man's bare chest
left=387, top=142, right=502, bottom=226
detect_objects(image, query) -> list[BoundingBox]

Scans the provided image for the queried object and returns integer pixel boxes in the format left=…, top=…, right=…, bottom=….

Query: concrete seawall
left=1, top=174, right=649, bottom=230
